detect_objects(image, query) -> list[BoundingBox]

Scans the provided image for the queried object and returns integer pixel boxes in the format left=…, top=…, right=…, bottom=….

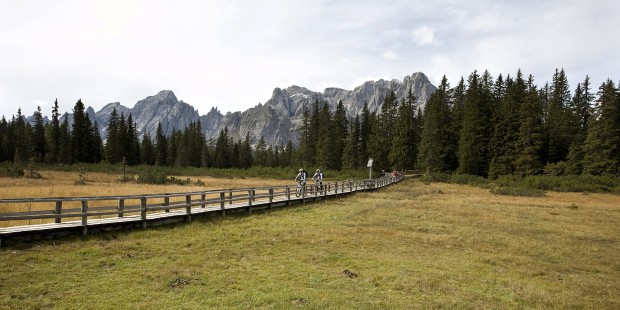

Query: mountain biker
left=295, top=168, right=307, bottom=186
left=312, top=169, right=324, bottom=193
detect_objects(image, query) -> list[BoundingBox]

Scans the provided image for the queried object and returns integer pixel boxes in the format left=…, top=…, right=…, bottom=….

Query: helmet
left=299, top=168, right=303, bottom=172
left=316, top=169, right=320, bottom=172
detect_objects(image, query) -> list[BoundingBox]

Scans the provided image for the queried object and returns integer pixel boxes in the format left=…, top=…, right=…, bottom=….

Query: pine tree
left=90, top=121, right=103, bottom=163
left=140, top=133, right=156, bottom=165
left=488, top=70, right=526, bottom=178
left=254, top=135, right=268, bottom=167
left=296, top=104, right=312, bottom=167
left=58, top=114, right=71, bottom=164
left=13, top=109, right=32, bottom=163
left=458, top=70, right=494, bottom=176
left=565, top=76, right=594, bottom=174
left=214, top=127, right=231, bottom=168
left=71, top=99, right=92, bottom=163
left=582, top=80, right=620, bottom=175
left=46, top=99, right=61, bottom=163
left=546, top=68, right=574, bottom=163
left=390, top=89, right=416, bottom=171
left=359, top=101, right=372, bottom=163
left=513, top=75, right=545, bottom=176
left=155, top=122, right=167, bottom=166
left=282, top=140, right=294, bottom=168
left=239, top=132, right=253, bottom=168
left=105, top=108, right=122, bottom=164
left=332, top=100, right=348, bottom=170
left=369, top=90, right=398, bottom=170
left=342, top=115, right=361, bottom=169
left=316, top=102, right=335, bottom=169
left=418, top=76, right=453, bottom=173
left=31, top=106, right=47, bottom=162
left=0, top=117, right=7, bottom=162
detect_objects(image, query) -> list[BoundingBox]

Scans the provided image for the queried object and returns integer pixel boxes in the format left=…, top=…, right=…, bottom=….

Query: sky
left=1, top=0, right=619, bottom=119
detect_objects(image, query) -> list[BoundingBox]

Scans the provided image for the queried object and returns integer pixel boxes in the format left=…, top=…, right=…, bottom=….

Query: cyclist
left=295, top=168, right=308, bottom=197
left=312, top=169, right=324, bottom=194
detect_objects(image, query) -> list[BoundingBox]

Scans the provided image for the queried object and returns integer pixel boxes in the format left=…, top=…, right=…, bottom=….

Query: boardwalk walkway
left=0, top=175, right=402, bottom=246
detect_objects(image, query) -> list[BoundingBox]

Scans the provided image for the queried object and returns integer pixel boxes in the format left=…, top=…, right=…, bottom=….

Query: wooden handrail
left=0, top=175, right=404, bottom=245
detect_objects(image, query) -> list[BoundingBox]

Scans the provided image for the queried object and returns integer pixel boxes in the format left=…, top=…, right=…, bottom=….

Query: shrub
left=0, top=162, right=24, bottom=177
left=137, top=170, right=168, bottom=184
left=450, top=174, right=490, bottom=187
left=490, top=186, right=546, bottom=197
left=420, top=172, right=452, bottom=183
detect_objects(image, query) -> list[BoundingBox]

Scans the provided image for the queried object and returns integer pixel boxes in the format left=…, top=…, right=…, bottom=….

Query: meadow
left=1, top=178, right=618, bottom=309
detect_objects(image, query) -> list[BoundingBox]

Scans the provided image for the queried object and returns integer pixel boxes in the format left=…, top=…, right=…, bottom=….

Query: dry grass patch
left=0, top=170, right=291, bottom=227
left=0, top=179, right=618, bottom=309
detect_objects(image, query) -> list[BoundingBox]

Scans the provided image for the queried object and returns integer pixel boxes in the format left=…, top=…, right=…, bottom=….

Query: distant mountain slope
left=83, top=71, right=436, bottom=146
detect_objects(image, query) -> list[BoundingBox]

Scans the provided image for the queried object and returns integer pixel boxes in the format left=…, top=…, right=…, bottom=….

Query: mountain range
left=69, top=72, right=437, bottom=146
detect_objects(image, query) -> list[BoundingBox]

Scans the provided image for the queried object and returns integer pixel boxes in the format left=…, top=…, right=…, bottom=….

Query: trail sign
left=367, top=158, right=374, bottom=168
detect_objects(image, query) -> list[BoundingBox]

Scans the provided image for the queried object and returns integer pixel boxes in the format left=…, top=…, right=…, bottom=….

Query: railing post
left=286, top=186, right=291, bottom=205
left=185, top=195, right=192, bottom=223
left=140, top=197, right=147, bottom=229
left=201, top=193, right=206, bottom=208
left=220, top=192, right=226, bottom=217
left=81, top=200, right=88, bottom=236
left=55, top=200, right=62, bottom=223
left=118, top=199, right=124, bottom=218
left=229, top=190, right=233, bottom=205
left=335, top=182, right=338, bottom=195
left=164, top=196, right=170, bottom=213
left=248, top=189, right=254, bottom=214
left=269, top=188, right=274, bottom=209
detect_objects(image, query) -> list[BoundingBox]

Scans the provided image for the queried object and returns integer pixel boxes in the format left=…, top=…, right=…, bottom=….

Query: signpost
left=367, top=158, right=373, bottom=179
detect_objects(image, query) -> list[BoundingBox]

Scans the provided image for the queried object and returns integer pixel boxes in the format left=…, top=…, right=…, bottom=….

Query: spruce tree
left=214, top=127, right=231, bottom=168
left=58, top=114, right=71, bottom=164
left=546, top=68, right=574, bottom=163
left=316, top=103, right=334, bottom=169
left=390, top=89, right=416, bottom=171
left=140, top=133, right=156, bottom=165
left=488, top=70, right=526, bottom=178
left=582, top=80, right=620, bottom=175
left=513, top=75, right=545, bottom=176
left=31, top=106, right=47, bottom=162
left=458, top=70, right=494, bottom=176
left=418, top=76, right=453, bottom=173
left=342, top=115, right=361, bottom=169
left=0, top=117, right=7, bottom=162
left=359, top=101, right=372, bottom=163
left=332, top=100, right=348, bottom=170
left=155, top=122, right=167, bottom=166
left=46, top=99, right=61, bottom=164
left=105, top=108, right=122, bottom=164
left=71, top=99, right=91, bottom=163
left=254, top=135, right=268, bottom=167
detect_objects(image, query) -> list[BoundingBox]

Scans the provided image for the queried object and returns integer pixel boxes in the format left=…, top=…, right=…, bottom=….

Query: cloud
left=411, top=26, right=438, bottom=47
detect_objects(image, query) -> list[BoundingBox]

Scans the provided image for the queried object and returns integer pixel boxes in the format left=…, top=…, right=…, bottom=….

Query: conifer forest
left=1, top=68, right=619, bottom=178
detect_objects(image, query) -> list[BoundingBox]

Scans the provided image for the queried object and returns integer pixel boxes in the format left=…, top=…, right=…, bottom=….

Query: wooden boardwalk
left=0, top=175, right=402, bottom=246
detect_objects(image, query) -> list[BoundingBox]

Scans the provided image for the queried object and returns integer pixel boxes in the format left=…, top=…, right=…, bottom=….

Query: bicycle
left=314, top=180, right=324, bottom=196
left=296, top=181, right=306, bottom=198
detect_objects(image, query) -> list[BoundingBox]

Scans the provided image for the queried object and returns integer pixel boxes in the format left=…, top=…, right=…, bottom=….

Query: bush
left=137, top=170, right=168, bottom=184
left=543, top=161, right=568, bottom=176
left=490, top=186, right=546, bottom=197
left=420, top=172, right=452, bottom=184
left=450, top=174, right=490, bottom=187
left=0, top=162, right=24, bottom=177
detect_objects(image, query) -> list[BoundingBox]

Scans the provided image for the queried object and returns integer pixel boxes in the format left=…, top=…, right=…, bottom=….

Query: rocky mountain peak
left=86, top=71, right=436, bottom=147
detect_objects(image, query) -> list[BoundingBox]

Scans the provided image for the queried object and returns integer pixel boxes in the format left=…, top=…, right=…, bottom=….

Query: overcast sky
left=1, top=0, right=619, bottom=119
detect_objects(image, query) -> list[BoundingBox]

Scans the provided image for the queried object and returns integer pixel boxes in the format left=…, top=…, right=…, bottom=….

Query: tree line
left=1, top=68, right=618, bottom=177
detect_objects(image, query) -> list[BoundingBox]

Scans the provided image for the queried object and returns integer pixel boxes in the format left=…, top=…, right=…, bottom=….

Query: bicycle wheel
left=296, top=184, right=302, bottom=197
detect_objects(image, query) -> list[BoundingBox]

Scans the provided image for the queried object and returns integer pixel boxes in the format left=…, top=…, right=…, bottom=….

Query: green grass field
left=1, top=179, right=619, bottom=309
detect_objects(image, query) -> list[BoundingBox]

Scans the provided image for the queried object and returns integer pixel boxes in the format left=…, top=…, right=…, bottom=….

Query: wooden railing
left=0, top=175, right=403, bottom=246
